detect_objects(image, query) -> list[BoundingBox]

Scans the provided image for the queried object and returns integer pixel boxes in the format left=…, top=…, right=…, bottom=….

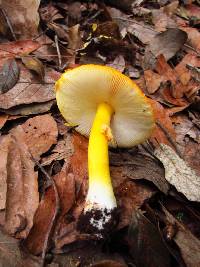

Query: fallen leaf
left=154, top=143, right=200, bottom=202
left=3, top=129, right=39, bottom=238
left=0, top=40, right=40, bottom=59
left=107, top=55, right=125, bottom=72
left=4, top=100, right=55, bottom=116
left=24, top=163, right=75, bottom=255
left=127, top=21, right=157, bottom=44
left=41, top=135, right=74, bottom=166
left=1, top=0, right=40, bottom=38
left=0, top=136, right=11, bottom=209
left=21, top=56, right=45, bottom=81
left=110, top=150, right=169, bottom=194
left=0, top=114, right=8, bottom=129
left=175, top=53, right=200, bottom=85
left=67, top=24, right=82, bottom=64
left=116, top=180, right=155, bottom=229
left=143, top=28, right=187, bottom=70
left=150, top=99, right=176, bottom=146
left=151, top=1, right=178, bottom=32
left=174, top=113, right=200, bottom=175
left=0, top=66, right=57, bottom=110
left=20, top=114, right=58, bottom=160
left=181, top=27, right=200, bottom=51
left=144, top=69, right=164, bottom=94
left=128, top=210, right=171, bottom=267
left=163, top=206, right=200, bottom=267
left=0, top=59, right=20, bottom=93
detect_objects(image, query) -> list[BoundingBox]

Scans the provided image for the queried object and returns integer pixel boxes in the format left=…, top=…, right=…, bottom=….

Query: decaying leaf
left=0, top=136, right=11, bottom=210
left=107, top=55, right=125, bottom=72
left=0, top=66, right=57, bottom=110
left=4, top=100, right=55, bottom=116
left=127, top=22, right=157, bottom=44
left=154, top=143, right=200, bottom=202
left=5, top=129, right=39, bottom=238
left=143, top=28, right=188, bottom=70
left=1, top=0, right=40, bottom=38
left=67, top=24, right=82, bottom=64
left=21, top=56, right=45, bottom=81
left=0, top=40, right=41, bottom=59
left=20, top=114, right=58, bottom=160
left=110, top=150, right=169, bottom=194
left=128, top=210, right=171, bottom=267
left=163, top=206, right=200, bottom=267
left=24, top=163, right=75, bottom=255
left=0, top=59, right=20, bottom=94
left=144, top=69, right=164, bottom=94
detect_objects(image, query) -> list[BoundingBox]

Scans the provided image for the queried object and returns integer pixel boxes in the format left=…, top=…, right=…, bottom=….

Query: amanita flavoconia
left=55, top=64, right=155, bottom=236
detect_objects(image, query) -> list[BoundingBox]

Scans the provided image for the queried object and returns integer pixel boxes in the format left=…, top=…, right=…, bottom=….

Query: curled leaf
left=0, top=59, right=20, bottom=93
left=21, top=56, right=45, bottom=81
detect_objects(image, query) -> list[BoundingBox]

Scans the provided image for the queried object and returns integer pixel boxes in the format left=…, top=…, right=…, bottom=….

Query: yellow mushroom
left=55, top=64, right=155, bottom=236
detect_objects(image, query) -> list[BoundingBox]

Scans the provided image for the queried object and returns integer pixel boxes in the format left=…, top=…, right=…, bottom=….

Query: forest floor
left=0, top=0, right=200, bottom=267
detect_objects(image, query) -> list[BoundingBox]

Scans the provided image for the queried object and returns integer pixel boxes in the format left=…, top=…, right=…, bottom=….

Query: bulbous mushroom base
left=77, top=204, right=118, bottom=238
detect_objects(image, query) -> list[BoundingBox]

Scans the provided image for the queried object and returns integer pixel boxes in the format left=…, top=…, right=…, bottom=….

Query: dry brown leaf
left=149, top=99, right=176, bottom=146
left=110, top=150, right=169, bottom=194
left=0, top=59, right=20, bottom=93
left=163, top=206, right=200, bottom=267
left=0, top=114, right=8, bottom=129
left=41, top=135, right=74, bottom=166
left=0, top=40, right=40, bottom=59
left=151, top=1, right=178, bottom=32
left=107, top=55, right=125, bottom=73
left=20, top=114, right=58, bottom=160
left=155, top=143, right=200, bottom=202
left=0, top=66, right=58, bottom=110
left=128, top=210, right=171, bottom=267
left=144, top=70, right=164, bottom=94
left=67, top=24, right=82, bottom=64
left=174, top=113, right=200, bottom=176
left=127, top=22, right=156, bottom=44
left=116, top=180, right=155, bottom=229
left=1, top=0, right=40, bottom=38
left=175, top=53, right=200, bottom=86
left=143, top=29, right=187, bottom=70
left=21, top=56, right=45, bottom=81
left=4, top=100, right=55, bottom=116
left=181, top=27, right=200, bottom=51
left=24, top=163, right=75, bottom=255
left=0, top=135, right=11, bottom=209
left=5, top=128, right=39, bottom=238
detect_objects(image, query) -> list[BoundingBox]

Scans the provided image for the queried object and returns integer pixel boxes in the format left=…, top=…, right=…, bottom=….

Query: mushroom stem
left=85, top=102, right=117, bottom=219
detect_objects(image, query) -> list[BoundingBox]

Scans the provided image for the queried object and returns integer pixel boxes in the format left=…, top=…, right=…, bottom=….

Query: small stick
left=30, top=156, right=60, bottom=267
left=54, top=35, right=62, bottom=69
left=0, top=6, right=17, bottom=40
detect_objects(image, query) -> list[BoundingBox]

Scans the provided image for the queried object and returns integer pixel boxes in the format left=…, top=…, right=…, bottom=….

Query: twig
left=54, top=35, right=62, bottom=69
left=29, top=155, right=60, bottom=267
left=0, top=6, right=17, bottom=41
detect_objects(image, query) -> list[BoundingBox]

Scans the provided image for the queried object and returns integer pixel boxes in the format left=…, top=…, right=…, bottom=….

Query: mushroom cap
left=55, top=64, right=155, bottom=147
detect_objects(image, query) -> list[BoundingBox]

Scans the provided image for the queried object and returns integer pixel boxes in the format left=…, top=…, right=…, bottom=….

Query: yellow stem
left=88, top=102, right=114, bottom=194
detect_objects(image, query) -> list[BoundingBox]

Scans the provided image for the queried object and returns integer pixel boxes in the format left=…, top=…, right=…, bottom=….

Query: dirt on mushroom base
left=77, top=206, right=118, bottom=238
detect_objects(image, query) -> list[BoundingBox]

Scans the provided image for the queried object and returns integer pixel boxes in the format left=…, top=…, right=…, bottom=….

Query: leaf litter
left=0, top=0, right=200, bottom=267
